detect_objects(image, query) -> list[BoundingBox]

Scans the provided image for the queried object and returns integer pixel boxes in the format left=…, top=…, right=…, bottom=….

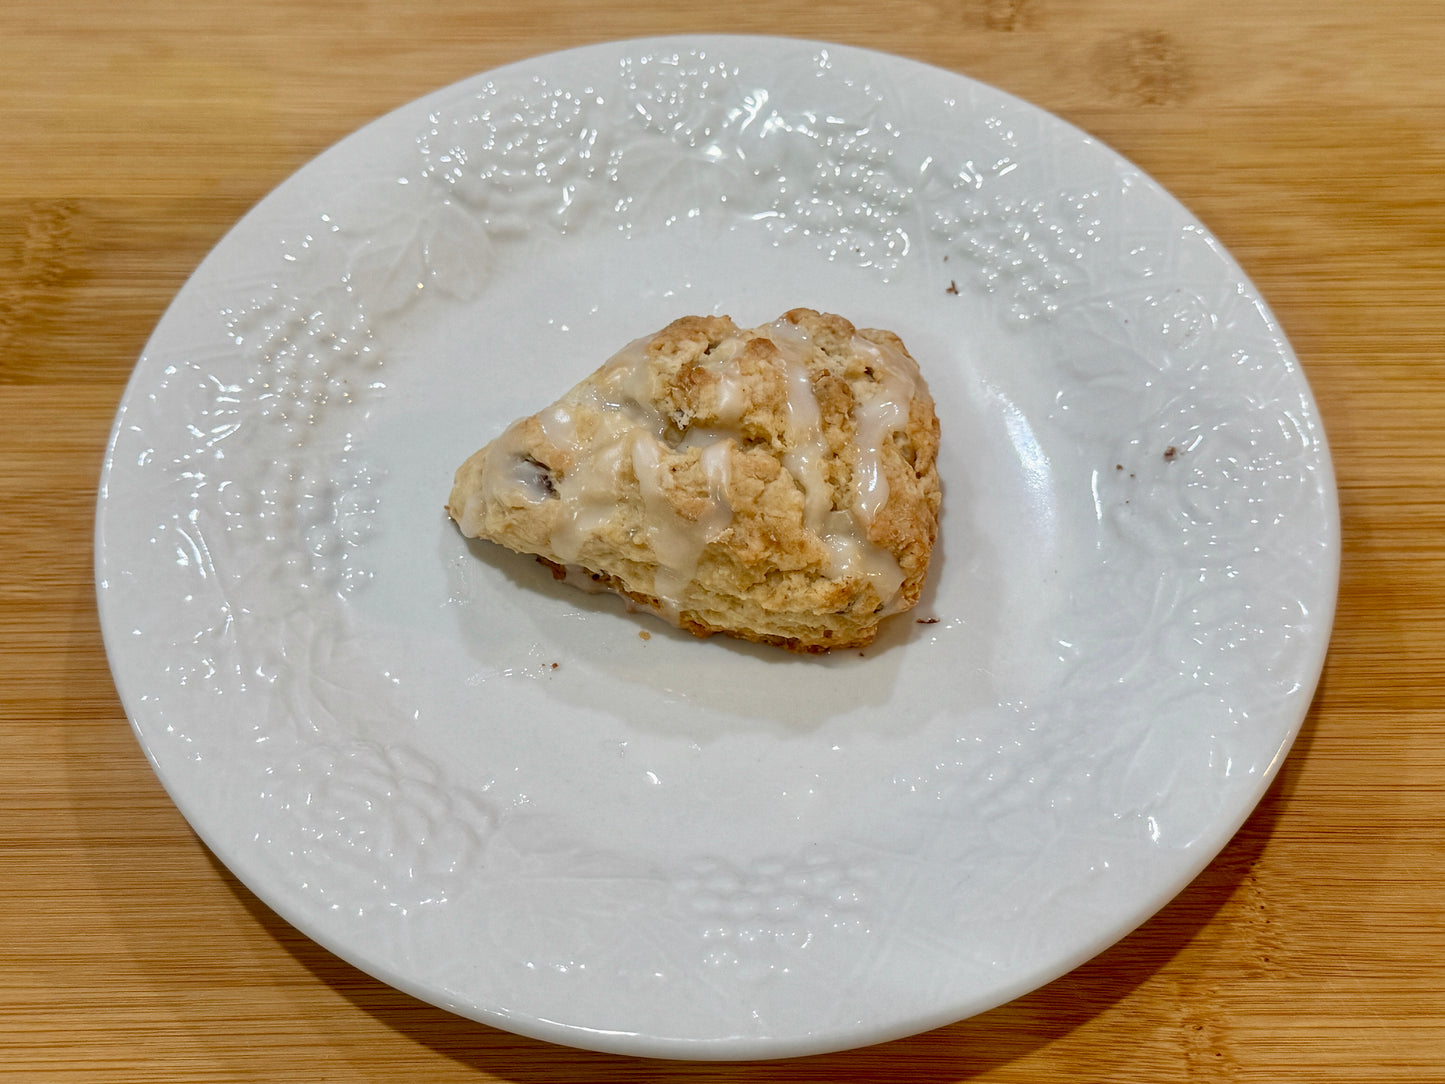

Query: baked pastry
left=447, top=308, right=941, bottom=652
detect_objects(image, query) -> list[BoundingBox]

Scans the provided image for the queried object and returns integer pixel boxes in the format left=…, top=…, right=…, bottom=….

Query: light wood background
left=3, top=1, right=1443, bottom=1080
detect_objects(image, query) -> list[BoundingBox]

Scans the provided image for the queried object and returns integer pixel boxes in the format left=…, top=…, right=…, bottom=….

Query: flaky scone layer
left=448, top=308, right=941, bottom=652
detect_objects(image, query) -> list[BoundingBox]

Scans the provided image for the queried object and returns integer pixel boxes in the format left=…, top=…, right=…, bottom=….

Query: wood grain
left=3, top=0, right=1443, bottom=1079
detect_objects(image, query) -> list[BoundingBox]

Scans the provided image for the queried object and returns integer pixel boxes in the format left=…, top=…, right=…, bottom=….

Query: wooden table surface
left=4, top=0, right=1442, bottom=1079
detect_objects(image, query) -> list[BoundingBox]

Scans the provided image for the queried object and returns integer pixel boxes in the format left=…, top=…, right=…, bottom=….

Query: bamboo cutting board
left=3, top=0, right=1444, bottom=1079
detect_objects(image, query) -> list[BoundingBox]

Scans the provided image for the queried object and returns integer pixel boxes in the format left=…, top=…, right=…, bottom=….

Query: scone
left=447, top=308, right=941, bottom=652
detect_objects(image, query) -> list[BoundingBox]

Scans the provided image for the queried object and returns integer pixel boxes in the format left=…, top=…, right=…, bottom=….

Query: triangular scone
left=447, top=308, right=941, bottom=653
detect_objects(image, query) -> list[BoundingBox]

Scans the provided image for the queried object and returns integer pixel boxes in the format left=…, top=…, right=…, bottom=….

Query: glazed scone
left=447, top=309, right=941, bottom=652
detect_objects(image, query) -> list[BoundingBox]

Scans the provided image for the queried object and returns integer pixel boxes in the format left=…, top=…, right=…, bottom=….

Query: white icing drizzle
left=781, top=357, right=833, bottom=534
left=762, top=319, right=837, bottom=539
left=710, top=350, right=748, bottom=425
left=630, top=432, right=733, bottom=605
left=698, top=439, right=734, bottom=540
left=486, top=319, right=921, bottom=613
left=548, top=436, right=628, bottom=564
left=536, top=402, right=579, bottom=451
left=849, top=337, right=919, bottom=528
left=481, top=418, right=553, bottom=503
left=820, top=511, right=906, bottom=607
left=760, top=318, right=913, bottom=601
left=596, top=334, right=656, bottom=408
left=490, top=337, right=734, bottom=608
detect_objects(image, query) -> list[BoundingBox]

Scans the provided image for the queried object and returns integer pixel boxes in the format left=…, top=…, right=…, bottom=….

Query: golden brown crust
left=448, top=309, right=941, bottom=652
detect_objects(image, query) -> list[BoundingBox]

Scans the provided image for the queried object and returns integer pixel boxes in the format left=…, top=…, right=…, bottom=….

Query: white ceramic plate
left=96, top=37, right=1338, bottom=1060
